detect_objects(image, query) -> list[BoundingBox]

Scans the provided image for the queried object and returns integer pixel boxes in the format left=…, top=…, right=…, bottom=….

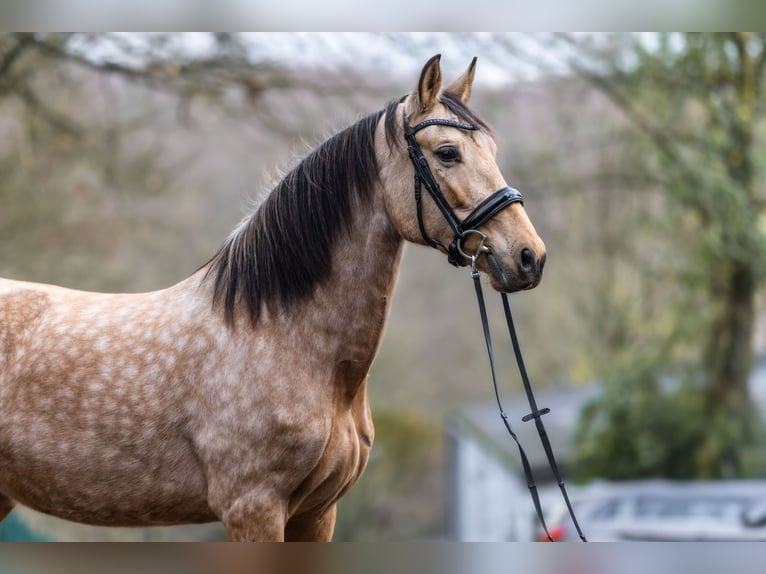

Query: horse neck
left=187, top=181, right=405, bottom=366
left=191, top=111, right=408, bottom=378
left=303, top=190, right=404, bottom=365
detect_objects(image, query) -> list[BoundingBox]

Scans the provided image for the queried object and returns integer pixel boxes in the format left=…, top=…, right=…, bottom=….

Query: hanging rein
left=403, top=110, right=587, bottom=542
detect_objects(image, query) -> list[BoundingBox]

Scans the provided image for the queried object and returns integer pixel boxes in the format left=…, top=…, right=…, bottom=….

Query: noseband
left=403, top=109, right=587, bottom=542
left=402, top=110, right=523, bottom=266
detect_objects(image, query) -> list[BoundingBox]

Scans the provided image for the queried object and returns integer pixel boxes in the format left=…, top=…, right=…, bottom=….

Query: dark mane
left=208, top=92, right=490, bottom=326
left=207, top=99, right=401, bottom=325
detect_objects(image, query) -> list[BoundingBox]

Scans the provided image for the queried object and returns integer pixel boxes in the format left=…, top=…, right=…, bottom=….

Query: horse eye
left=434, top=147, right=460, bottom=163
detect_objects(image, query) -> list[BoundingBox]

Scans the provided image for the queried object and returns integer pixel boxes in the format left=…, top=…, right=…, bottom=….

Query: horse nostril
left=519, top=247, right=536, bottom=274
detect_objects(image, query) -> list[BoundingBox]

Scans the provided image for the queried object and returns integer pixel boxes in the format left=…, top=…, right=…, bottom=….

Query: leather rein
left=403, top=110, right=587, bottom=542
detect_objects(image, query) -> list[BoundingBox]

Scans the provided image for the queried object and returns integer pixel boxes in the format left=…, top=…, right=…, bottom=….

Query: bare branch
left=553, top=34, right=712, bottom=180
left=578, top=69, right=679, bottom=162
left=29, top=36, right=167, bottom=88
left=17, top=81, right=82, bottom=138
left=0, top=33, right=34, bottom=78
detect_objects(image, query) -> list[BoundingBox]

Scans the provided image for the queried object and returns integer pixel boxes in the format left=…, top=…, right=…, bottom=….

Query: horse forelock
left=207, top=100, right=403, bottom=327
left=438, top=91, right=492, bottom=134
left=383, top=91, right=492, bottom=140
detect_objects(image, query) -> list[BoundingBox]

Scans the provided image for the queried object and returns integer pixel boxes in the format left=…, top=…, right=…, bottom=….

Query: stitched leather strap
left=471, top=271, right=553, bottom=541
left=501, top=293, right=588, bottom=542
left=472, top=273, right=588, bottom=542
left=459, top=187, right=524, bottom=231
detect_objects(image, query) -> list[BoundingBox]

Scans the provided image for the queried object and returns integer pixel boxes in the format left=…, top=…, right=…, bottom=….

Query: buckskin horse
left=0, top=55, right=545, bottom=541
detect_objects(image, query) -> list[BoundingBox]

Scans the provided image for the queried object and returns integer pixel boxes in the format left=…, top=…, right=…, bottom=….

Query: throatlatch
left=402, top=109, right=586, bottom=542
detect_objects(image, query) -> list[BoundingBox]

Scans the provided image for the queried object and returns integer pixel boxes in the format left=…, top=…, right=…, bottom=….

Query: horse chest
left=286, top=374, right=374, bottom=520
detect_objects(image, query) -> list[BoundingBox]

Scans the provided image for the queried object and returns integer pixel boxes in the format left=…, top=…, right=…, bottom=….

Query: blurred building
left=445, top=358, right=766, bottom=541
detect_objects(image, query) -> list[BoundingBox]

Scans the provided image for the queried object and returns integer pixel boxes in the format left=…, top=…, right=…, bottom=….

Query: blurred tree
left=0, top=33, right=265, bottom=119
left=551, top=33, right=766, bottom=479
left=0, top=33, right=269, bottom=183
left=0, top=33, right=281, bottom=289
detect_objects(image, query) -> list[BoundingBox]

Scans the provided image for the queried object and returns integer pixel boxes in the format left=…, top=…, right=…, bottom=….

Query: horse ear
left=415, top=54, right=442, bottom=114
left=445, top=57, right=477, bottom=104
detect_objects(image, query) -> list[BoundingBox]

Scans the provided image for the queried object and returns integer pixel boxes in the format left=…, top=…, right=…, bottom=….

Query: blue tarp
left=0, top=512, right=51, bottom=542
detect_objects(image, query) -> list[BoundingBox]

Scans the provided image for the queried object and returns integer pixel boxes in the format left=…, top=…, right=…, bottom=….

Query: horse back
left=0, top=278, right=54, bottom=373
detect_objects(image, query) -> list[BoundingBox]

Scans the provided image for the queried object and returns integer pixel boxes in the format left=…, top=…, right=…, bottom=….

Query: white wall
left=450, top=433, right=534, bottom=541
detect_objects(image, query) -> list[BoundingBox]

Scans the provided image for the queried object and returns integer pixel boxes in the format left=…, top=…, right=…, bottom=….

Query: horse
left=0, top=55, right=546, bottom=541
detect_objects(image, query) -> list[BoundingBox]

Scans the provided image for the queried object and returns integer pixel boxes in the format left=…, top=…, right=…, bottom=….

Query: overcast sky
left=244, top=33, right=575, bottom=86
left=90, top=32, right=573, bottom=88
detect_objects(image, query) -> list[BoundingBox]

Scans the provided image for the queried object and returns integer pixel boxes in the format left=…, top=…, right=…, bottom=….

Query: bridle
left=403, top=110, right=524, bottom=267
left=403, top=109, right=587, bottom=542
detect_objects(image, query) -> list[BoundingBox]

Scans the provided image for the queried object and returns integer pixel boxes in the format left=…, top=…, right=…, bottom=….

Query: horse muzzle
left=485, top=248, right=546, bottom=292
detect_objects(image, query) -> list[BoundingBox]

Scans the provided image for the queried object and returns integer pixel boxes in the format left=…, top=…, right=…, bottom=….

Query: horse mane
left=207, top=99, right=398, bottom=325
left=207, top=92, right=490, bottom=326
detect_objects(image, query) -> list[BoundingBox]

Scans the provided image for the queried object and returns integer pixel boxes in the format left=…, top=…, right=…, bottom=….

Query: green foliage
left=573, top=370, right=703, bottom=480
left=564, top=33, right=766, bottom=481
left=572, top=352, right=766, bottom=481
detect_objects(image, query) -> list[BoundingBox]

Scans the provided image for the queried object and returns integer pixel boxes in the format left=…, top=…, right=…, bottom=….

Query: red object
left=537, top=525, right=567, bottom=542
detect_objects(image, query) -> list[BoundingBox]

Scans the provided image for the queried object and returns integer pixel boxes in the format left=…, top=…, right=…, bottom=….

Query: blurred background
left=1, top=32, right=766, bottom=541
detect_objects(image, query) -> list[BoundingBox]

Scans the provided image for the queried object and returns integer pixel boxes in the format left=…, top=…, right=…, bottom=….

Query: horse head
left=381, top=54, right=546, bottom=292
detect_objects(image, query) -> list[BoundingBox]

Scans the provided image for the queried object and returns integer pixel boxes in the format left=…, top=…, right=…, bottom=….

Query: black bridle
left=403, top=111, right=524, bottom=267
left=403, top=110, right=587, bottom=542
